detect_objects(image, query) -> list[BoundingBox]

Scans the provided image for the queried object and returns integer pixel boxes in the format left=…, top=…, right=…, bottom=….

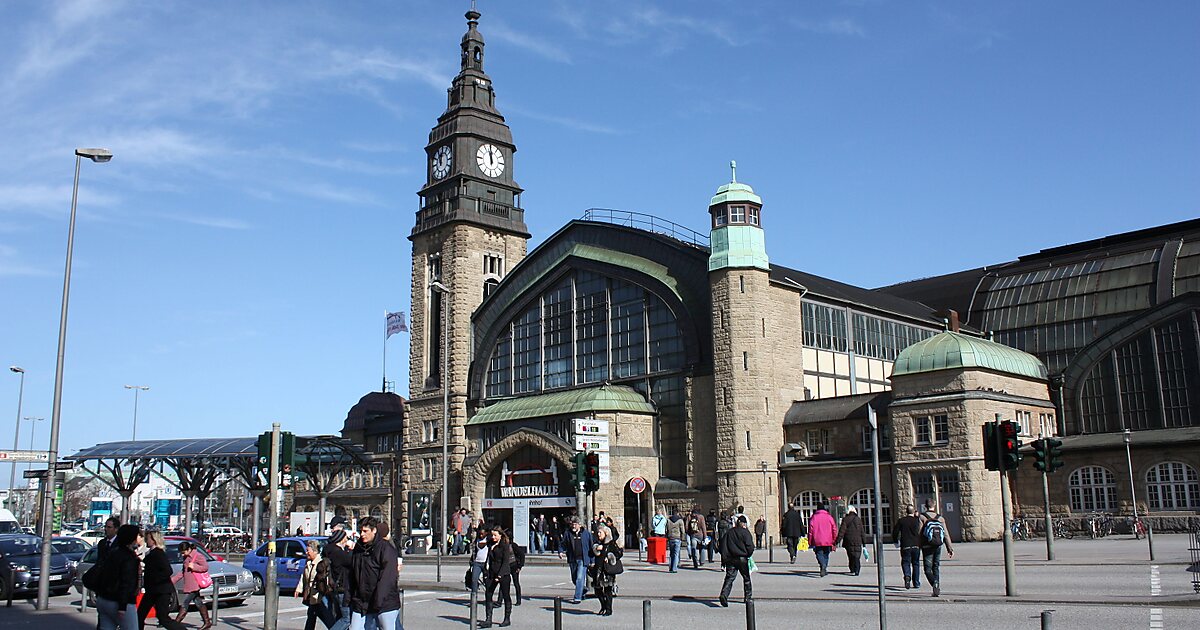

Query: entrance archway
left=623, top=477, right=651, bottom=550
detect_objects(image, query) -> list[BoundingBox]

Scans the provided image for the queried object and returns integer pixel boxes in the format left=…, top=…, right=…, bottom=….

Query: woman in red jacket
left=172, top=541, right=212, bottom=629
left=807, top=503, right=838, bottom=577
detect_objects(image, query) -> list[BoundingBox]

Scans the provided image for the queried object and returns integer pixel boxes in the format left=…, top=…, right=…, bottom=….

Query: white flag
left=386, top=311, right=408, bottom=338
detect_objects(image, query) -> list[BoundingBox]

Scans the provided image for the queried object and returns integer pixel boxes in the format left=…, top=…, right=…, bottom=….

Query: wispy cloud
left=6, top=0, right=123, bottom=88
left=487, top=21, right=572, bottom=64
left=291, top=182, right=381, bottom=206
left=0, top=244, right=53, bottom=277
left=793, top=18, right=867, bottom=38
left=629, top=6, right=742, bottom=47
left=161, top=214, right=252, bottom=230
left=508, top=107, right=620, bottom=135
left=0, top=184, right=119, bottom=214
left=321, top=48, right=450, bottom=92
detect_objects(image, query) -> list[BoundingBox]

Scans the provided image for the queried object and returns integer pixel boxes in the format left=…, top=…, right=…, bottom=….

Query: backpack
left=687, top=515, right=700, bottom=535
left=921, top=513, right=945, bottom=546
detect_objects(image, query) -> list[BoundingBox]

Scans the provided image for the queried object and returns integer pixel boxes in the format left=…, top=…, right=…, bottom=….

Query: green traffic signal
left=1032, top=437, right=1049, bottom=472
left=1046, top=437, right=1064, bottom=473
left=572, top=451, right=586, bottom=489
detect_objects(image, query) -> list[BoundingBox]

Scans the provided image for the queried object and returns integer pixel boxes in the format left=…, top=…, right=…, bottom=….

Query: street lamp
left=37, top=147, right=112, bottom=611
left=124, top=385, right=149, bottom=441
left=1123, top=429, right=1138, bottom=520
left=430, top=280, right=452, bottom=584
left=8, top=367, right=25, bottom=499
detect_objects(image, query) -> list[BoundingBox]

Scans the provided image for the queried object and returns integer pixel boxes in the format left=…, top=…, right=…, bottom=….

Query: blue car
left=242, top=536, right=326, bottom=594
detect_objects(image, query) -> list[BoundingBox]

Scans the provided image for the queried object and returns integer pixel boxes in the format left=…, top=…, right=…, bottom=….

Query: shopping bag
left=797, top=536, right=810, bottom=552
left=747, top=558, right=757, bottom=573
left=862, top=546, right=870, bottom=561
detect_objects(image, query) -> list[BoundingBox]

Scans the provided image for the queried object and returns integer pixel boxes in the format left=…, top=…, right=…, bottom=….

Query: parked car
left=76, top=529, right=105, bottom=546
left=72, top=538, right=254, bottom=607
left=242, top=536, right=327, bottom=594
left=50, top=536, right=92, bottom=579
left=164, top=535, right=226, bottom=563
left=0, top=534, right=72, bottom=598
left=207, top=526, right=245, bottom=538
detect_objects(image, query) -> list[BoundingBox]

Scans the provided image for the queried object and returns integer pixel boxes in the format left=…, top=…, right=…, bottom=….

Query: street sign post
left=23, top=469, right=48, bottom=479
left=0, top=450, right=49, bottom=462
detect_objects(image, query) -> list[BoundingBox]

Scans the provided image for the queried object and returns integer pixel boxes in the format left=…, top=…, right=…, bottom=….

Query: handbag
left=195, top=570, right=213, bottom=590
left=602, top=552, right=624, bottom=576
left=464, top=567, right=475, bottom=590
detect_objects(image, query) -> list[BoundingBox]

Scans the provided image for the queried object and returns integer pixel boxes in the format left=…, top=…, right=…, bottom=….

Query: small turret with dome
left=892, top=331, right=1048, bottom=381
left=708, top=161, right=769, bottom=272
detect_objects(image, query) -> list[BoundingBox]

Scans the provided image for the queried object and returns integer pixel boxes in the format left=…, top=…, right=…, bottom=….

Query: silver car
left=73, top=539, right=255, bottom=606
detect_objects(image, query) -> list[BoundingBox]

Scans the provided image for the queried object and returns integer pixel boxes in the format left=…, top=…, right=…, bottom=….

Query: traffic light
left=572, top=452, right=586, bottom=489
left=982, top=423, right=998, bottom=471
left=583, top=451, right=601, bottom=493
left=1046, top=437, right=1064, bottom=473
left=257, top=432, right=271, bottom=468
left=281, top=431, right=296, bottom=468
left=999, top=421, right=1022, bottom=471
left=1032, top=437, right=1049, bottom=472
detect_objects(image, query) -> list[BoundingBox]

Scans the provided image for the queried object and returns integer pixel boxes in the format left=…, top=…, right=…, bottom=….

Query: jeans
left=707, top=537, right=715, bottom=562
left=470, top=561, right=486, bottom=594
left=813, top=546, right=832, bottom=572
left=755, top=533, right=764, bottom=549
left=784, top=536, right=801, bottom=562
left=568, top=560, right=588, bottom=601
left=329, top=604, right=352, bottom=630
left=900, top=547, right=921, bottom=587
left=667, top=538, right=682, bottom=572
left=96, top=597, right=137, bottom=630
left=453, top=533, right=464, bottom=554
left=719, top=558, right=752, bottom=601
left=845, top=547, right=862, bottom=575
left=922, top=545, right=942, bottom=588
left=348, top=608, right=401, bottom=630
left=687, top=536, right=705, bottom=568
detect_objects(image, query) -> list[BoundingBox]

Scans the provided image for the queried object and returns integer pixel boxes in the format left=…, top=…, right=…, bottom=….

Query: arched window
left=1068, top=466, right=1117, bottom=512
left=370, top=505, right=384, bottom=520
left=1146, top=462, right=1199, bottom=510
left=793, top=490, right=826, bottom=521
left=849, top=489, right=891, bottom=538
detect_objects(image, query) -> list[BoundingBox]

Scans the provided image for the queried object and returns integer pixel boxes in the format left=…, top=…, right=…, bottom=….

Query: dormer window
left=729, top=205, right=746, bottom=223
left=749, top=207, right=760, bottom=226
left=713, top=208, right=728, bottom=227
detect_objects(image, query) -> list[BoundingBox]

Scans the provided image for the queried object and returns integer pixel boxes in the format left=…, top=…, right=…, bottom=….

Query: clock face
left=431, top=145, right=452, bottom=179
left=476, top=144, right=505, bottom=178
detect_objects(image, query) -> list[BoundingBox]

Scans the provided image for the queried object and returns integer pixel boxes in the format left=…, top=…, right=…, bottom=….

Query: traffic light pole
left=1041, top=460, right=1054, bottom=561
left=264, top=423, right=280, bottom=630
left=995, top=417, right=1017, bottom=597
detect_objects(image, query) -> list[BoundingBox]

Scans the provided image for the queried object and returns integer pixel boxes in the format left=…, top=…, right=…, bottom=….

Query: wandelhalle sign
left=500, top=485, right=558, bottom=498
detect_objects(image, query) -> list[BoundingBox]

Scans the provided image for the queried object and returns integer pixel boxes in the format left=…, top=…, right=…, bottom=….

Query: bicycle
left=1010, top=517, right=1030, bottom=541
left=1052, top=517, right=1074, bottom=539
left=1087, top=512, right=1114, bottom=539
left=1129, top=516, right=1147, bottom=540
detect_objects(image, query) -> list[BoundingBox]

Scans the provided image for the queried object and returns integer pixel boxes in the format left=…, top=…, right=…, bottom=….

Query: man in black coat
left=323, top=529, right=353, bottom=624
left=349, top=517, right=401, bottom=629
left=717, top=518, right=755, bottom=607
left=780, top=503, right=807, bottom=564
left=95, top=517, right=120, bottom=565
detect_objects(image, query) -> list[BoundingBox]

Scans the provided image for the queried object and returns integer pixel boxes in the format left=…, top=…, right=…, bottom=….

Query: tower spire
left=730, top=160, right=737, bottom=183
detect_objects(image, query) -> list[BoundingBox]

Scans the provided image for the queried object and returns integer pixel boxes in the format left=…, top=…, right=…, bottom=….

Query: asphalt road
left=0, top=533, right=1196, bottom=628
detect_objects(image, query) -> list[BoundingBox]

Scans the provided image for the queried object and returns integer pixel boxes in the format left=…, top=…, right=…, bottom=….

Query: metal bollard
left=554, top=596, right=563, bottom=630
left=398, top=588, right=404, bottom=626
left=211, top=579, right=219, bottom=625
left=1041, top=609, right=1054, bottom=629
left=768, top=536, right=773, bottom=564
left=79, top=588, right=87, bottom=613
left=745, top=597, right=757, bottom=630
left=642, top=599, right=651, bottom=629
left=1147, top=523, right=1156, bottom=561
left=470, top=588, right=478, bottom=630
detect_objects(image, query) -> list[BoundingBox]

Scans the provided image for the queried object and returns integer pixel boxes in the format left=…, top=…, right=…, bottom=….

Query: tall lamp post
left=1123, top=429, right=1138, bottom=520
left=36, top=147, right=112, bottom=611
left=8, top=367, right=25, bottom=503
left=430, top=281, right=452, bottom=584
left=124, top=385, right=149, bottom=441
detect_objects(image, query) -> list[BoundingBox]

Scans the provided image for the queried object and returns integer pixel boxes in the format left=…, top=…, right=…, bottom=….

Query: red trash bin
left=646, top=536, right=667, bottom=564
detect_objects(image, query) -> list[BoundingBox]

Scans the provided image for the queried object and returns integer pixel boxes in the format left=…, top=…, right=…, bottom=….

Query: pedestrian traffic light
left=583, top=451, right=601, bottom=493
left=572, top=451, right=586, bottom=489
left=1046, top=437, right=1064, bottom=473
left=999, top=421, right=1022, bottom=471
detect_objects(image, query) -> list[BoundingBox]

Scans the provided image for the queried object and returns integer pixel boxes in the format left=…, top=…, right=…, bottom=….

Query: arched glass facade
left=1146, top=461, right=1199, bottom=511
left=1068, top=466, right=1117, bottom=512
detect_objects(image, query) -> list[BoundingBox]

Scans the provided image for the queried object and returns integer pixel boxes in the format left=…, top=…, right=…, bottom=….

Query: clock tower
left=404, top=8, right=530, bottom=534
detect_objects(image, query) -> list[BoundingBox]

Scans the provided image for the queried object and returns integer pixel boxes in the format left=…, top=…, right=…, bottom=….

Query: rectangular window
left=803, top=302, right=848, bottom=352
left=714, top=209, right=728, bottom=226
left=914, top=417, right=932, bottom=445
left=574, top=271, right=609, bottom=384
left=745, top=431, right=752, bottom=450
left=729, top=205, right=746, bottom=223
left=743, top=351, right=749, bottom=371
left=820, top=428, right=832, bottom=454
left=739, top=275, right=745, bottom=293
left=610, top=279, right=647, bottom=378
left=512, top=304, right=542, bottom=393
left=429, top=254, right=442, bottom=282
left=806, top=429, right=822, bottom=455
left=862, top=424, right=892, bottom=452
left=933, top=414, right=949, bottom=444
left=542, top=282, right=573, bottom=389
left=749, top=207, right=760, bottom=226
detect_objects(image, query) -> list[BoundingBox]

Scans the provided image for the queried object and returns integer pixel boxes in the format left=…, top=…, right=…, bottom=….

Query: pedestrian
left=917, top=498, right=954, bottom=597
left=297, top=525, right=306, bottom=536
left=481, top=527, right=514, bottom=628
left=547, top=516, right=561, bottom=553
left=603, top=515, right=619, bottom=543
left=295, top=540, right=337, bottom=630
left=780, top=502, right=806, bottom=564
left=665, top=509, right=685, bottom=573
left=96, top=517, right=120, bottom=565
left=510, top=538, right=525, bottom=605
left=557, top=517, right=594, bottom=604
left=172, top=540, right=213, bottom=629
left=733, top=505, right=750, bottom=528
left=717, top=515, right=755, bottom=607
left=93, top=524, right=141, bottom=630
left=807, top=502, right=838, bottom=577
left=835, top=505, right=865, bottom=576
left=753, top=517, right=767, bottom=549
left=324, top=529, right=354, bottom=630
left=348, top=516, right=402, bottom=630
left=686, top=508, right=707, bottom=569
left=468, top=526, right=490, bottom=600
left=137, top=530, right=185, bottom=630
left=651, top=507, right=667, bottom=536
left=589, top=526, right=623, bottom=616
left=892, top=504, right=923, bottom=590
left=705, top=510, right=718, bottom=562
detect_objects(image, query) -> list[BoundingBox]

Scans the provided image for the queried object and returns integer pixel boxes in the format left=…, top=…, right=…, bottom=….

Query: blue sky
left=1, top=1, right=1197, bottom=466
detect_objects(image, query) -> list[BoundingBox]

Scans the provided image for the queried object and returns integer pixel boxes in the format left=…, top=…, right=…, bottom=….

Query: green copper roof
left=709, top=224, right=769, bottom=271
left=891, top=331, right=1048, bottom=380
left=468, top=385, right=656, bottom=425
left=710, top=182, right=762, bottom=206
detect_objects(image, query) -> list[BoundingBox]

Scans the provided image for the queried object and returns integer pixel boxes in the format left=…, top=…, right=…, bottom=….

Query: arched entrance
left=623, top=476, right=651, bottom=550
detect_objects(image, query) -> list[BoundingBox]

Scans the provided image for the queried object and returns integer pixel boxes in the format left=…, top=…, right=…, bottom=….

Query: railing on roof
left=581, top=208, right=709, bottom=248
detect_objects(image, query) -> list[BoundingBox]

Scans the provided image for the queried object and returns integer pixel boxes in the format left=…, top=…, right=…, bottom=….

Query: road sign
left=573, top=419, right=609, bottom=436
left=23, top=469, right=48, bottom=479
left=629, top=477, right=647, bottom=494
left=0, top=450, right=49, bottom=462
left=54, top=461, right=76, bottom=471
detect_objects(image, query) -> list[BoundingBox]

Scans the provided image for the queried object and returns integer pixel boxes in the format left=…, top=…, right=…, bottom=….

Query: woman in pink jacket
left=172, top=541, right=213, bottom=629
left=807, top=503, right=838, bottom=577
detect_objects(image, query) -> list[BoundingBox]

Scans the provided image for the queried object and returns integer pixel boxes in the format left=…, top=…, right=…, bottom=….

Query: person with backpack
left=780, top=503, right=807, bottom=564
left=295, top=540, right=337, bottom=630
left=686, top=508, right=707, bottom=569
left=172, top=540, right=213, bottom=629
left=807, top=503, right=838, bottom=577
left=918, top=498, right=954, bottom=597
left=893, top=504, right=923, bottom=589
left=717, top=516, right=755, bottom=607
left=835, top=505, right=865, bottom=576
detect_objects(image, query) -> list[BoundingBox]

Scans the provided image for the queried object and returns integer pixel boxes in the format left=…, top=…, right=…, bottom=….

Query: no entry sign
left=629, top=477, right=647, bottom=494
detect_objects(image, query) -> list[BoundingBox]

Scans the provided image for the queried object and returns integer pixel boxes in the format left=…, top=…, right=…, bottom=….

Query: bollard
left=211, top=579, right=219, bottom=625
left=398, top=588, right=404, bottom=626
left=1147, top=523, right=1156, bottom=561
left=768, top=536, right=773, bottom=564
left=745, top=597, right=757, bottom=630
left=1041, top=609, right=1054, bottom=629
left=642, top=599, right=651, bottom=630
left=470, top=588, right=478, bottom=630
left=7, top=581, right=13, bottom=607
left=79, top=588, right=87, bottom=613
left=554, top=596, right=563, bottom=630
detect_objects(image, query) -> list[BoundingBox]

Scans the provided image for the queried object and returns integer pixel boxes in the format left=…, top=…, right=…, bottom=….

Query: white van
left=0, top=508, right=22, bottom=534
